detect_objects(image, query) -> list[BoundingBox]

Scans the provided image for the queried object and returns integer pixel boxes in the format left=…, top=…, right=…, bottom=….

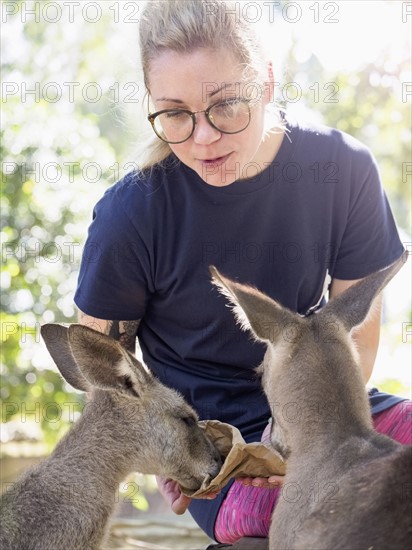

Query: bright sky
left=2, top=1, right=410, bottom=79
left=254, top=0, right=411, bottom=73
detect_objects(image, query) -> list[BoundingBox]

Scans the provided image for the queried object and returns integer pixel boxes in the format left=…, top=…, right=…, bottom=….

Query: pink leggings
left=214, top=400, right=412, bottom=544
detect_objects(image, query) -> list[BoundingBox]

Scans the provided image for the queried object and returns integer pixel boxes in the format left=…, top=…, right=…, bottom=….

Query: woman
left=74, top=0, right=410, bottom=544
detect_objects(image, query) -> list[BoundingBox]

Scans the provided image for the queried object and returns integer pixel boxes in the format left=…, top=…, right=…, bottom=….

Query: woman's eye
left=214, top=98, right=242, bottom=116
left=164, top=111, right=186, bottom=119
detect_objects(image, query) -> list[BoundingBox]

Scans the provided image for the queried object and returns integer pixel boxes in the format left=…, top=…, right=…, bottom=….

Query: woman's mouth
left=198, top=153, right=232, bottom=169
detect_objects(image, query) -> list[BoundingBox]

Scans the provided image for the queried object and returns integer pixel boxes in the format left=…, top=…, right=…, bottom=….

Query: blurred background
left=1, top=0, right=411, bottom=538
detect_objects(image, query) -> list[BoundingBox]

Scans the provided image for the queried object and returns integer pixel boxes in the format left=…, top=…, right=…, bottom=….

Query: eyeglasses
left=147, top=97, right=252, bottom=144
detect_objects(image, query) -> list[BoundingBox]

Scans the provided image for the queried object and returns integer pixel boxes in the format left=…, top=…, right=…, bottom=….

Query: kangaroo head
left=41, top=324, right=221, bottom=490
left=210, top=251, right=408, bottom=454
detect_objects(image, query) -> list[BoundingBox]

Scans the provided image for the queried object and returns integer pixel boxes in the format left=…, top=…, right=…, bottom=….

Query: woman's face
left=147, top=48, right=273, bottom=187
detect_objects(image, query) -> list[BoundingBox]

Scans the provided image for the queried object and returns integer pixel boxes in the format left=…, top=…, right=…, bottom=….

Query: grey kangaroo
left=0, top=324, right=221, bottom=550
left=210, top=251, right=411, bottom=550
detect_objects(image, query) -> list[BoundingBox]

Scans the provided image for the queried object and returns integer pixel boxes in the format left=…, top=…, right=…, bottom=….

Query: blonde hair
left=137, top=0, right=271, bottom=172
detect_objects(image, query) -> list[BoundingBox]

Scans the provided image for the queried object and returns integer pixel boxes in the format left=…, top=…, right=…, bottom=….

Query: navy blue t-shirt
left=74, top=118, right=405, bottom=538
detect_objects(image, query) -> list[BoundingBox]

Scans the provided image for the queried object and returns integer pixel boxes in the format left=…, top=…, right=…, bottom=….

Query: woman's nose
left=192, top=112, right=221, bottom=145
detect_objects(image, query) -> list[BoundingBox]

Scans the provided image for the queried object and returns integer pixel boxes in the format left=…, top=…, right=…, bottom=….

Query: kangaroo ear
left=41, top=324, right=91, bottom=392
left=324, top=251, right=408, bottom=331
left=210, top=266, right=300, bottom=343
left=67, top=324, right=152, bottom=398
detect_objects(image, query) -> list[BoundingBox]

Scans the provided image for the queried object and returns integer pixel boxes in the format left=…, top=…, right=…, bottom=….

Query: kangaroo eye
left=182, top=416, right=197, bottom=427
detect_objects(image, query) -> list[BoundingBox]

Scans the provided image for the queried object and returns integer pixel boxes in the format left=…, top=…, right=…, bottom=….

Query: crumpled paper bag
left=180, top=420, right=286, bottom=498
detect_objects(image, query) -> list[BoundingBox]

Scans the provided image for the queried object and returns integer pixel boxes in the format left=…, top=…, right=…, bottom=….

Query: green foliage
left=1, top=2, right=140, bottom=442
left=118, top=473, right=155, bottom=512
left=378, top=378, right=411, bottom=400
left=281, top=44, right=411, bottom=231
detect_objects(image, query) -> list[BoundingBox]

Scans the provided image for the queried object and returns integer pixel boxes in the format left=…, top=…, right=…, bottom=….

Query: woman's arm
left=329, top=277, right=383, bottom=384
left=77, top=310, right=140, bottom=353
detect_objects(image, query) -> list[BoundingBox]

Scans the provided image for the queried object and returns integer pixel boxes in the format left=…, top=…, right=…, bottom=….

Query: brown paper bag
left=180, top=420, right=286, bottom=498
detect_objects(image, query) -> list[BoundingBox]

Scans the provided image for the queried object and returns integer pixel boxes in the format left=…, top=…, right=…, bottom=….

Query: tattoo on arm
left=107, top=320, right=140, bottom=353
left=77, top=310, right=140, bottom=354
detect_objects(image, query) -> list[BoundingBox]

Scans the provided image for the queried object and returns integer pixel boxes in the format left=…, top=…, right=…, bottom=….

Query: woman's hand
left=156, top=477, right=192, bottom=514
left=155, top=476, right=219, bottom=515
left=237, top=475, right=284, bottom=489
left=236, top=418, right=284, bottom=489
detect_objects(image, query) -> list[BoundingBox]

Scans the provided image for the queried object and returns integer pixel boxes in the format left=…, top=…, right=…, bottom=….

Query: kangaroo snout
left=0, top=323, right=226, bottom=550
left=209, top=442, right=223, bottom=477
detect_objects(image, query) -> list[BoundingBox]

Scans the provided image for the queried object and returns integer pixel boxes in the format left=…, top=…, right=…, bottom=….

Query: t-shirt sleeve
left=331, top=146, right=404, bottom=280
left=74, top=185, right=152, bottom=320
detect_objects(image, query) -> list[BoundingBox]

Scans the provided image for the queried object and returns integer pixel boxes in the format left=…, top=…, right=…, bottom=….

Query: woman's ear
left=263, top=61, right=275, bottom=105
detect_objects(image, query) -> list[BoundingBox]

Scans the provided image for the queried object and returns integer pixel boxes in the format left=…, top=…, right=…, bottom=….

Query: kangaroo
left=0, top=323, right=222, bottom=550
left=210, top=251, right=411, bottom=550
